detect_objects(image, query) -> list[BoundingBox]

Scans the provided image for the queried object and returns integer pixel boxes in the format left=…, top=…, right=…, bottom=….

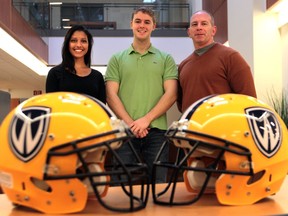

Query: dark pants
left=114, top=128, right=169, bottom=183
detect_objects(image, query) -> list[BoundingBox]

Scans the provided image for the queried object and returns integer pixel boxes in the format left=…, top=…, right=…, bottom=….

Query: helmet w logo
left=9, top=107, right=50, bottom=162
left=246, top=108, right=281, bottom=158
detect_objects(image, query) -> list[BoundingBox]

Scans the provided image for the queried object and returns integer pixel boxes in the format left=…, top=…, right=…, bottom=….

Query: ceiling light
left=49, top=2, right=62, bottom=5
left=143, top=0, right=156, bottom=3
left=268, top=0, right=288, bottom=27
left=0, top=27, right=49, bottom=76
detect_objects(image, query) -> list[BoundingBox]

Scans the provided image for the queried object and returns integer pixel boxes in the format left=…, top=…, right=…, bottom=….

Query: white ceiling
left=0, top=49, right=46, bottom=91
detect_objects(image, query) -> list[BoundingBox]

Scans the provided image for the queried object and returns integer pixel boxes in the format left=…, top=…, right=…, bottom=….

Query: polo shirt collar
left=128, top=44, right=156, bottom=54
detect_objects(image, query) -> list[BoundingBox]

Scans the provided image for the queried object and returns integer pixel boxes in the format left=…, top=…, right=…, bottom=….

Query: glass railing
left=12, top=1, right=190, bottom=36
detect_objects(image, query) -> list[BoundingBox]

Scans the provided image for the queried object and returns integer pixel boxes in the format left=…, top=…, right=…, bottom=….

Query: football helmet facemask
left=152, top=94, right=288, bottom=206
left=0, top=92, right=149, bottom=213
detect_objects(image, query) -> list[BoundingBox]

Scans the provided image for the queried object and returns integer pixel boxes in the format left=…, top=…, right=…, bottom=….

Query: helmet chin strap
left=76, top=149, right=109, bottom=197
left=82, top=163, right=107, bottom=196
left=186, top=159, right=217, bottom=193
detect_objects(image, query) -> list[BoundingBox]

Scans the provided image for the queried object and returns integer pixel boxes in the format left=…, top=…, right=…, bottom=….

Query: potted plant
left=266, top=88, right=288, bottom=128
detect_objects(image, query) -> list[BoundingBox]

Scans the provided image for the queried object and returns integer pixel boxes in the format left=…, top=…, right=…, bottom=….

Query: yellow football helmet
left=0, top=92, right=149, bottom=213
left=152, top=93, right=288, bottom=206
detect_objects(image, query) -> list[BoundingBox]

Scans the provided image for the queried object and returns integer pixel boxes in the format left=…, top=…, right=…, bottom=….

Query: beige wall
left=228, top=0, right=286, bottom=103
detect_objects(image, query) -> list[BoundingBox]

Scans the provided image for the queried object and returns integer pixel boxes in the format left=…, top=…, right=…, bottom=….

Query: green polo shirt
left=105, top=45, right=178, bottom=130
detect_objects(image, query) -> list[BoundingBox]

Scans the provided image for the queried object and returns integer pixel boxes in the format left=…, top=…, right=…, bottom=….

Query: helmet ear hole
left=31, top=177, right=52, bottom=192
left=247, top=170, right=265, bottom=185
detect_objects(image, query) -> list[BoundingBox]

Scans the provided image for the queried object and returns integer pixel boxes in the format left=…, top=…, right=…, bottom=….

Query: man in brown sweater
left=177, top=10, right=257, bottom=113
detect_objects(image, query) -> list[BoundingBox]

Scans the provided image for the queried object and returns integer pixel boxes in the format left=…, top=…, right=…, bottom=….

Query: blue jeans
left=114, top=128, right=169, bottom=183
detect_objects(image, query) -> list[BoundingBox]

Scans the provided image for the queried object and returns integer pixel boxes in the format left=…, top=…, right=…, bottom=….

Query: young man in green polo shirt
left=105, top=7, right=178, bottom=183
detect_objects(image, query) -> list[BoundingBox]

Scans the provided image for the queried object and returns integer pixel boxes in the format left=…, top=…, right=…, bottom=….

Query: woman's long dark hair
left=61, top=25, right=93, bottom=74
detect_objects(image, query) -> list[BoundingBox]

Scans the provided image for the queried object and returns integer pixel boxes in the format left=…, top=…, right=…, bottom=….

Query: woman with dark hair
left=46, top=25, right=106, bottom=103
